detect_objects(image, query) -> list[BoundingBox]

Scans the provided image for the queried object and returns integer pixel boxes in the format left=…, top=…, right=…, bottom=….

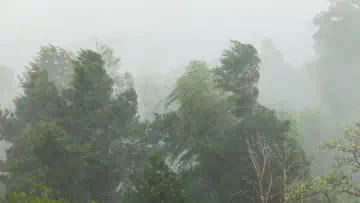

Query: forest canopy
left=0, top=0, right=360, bottom=203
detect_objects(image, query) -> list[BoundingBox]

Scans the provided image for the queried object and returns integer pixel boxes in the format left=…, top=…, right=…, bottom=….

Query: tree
left=0, top=48, right=145, bottom=203
left=209, top=41, right=307, bottom=203
left=60, top=49, right=143, bottom=203
left=309, top=0, right=360, bottom=120
left=30, top=45, right=74, bottom=92
left=213, top=40, right=260, bottom=117
left=285, top=172, right=359, bottom=203
left=0, top=40, right=310, bottom=203
left=285, top=122, right=360, bottom=203
left=95, top=42, right=134, bottom=96
left=245, top=134, right=309, bottom=203
left=245, top=135, right=275, bottom=203
left=163, top=60, right=229, bottom=162
left=5, top=183, right=101, bottom=203
left=124, top=154, right=186, bottom=203
left=151, top=41, right=307, bottom=203
left=0, top=59, right=75, bottom=199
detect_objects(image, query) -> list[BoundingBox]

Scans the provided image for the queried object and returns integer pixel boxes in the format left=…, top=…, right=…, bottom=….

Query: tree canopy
left=2, top=4, right=360, bottom=201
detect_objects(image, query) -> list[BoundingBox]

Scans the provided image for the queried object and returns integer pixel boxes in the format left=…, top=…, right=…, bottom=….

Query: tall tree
left=309, top=0, right=360, bottom=120
left=0, top=48, right=145, bottom=203
left=0, top=53, right=72, bottom=199
left=61, top=49, right=143, bottom=203
left=213, top=40, right=260, bottom=117
left=151, top=41, right=308, bottom=203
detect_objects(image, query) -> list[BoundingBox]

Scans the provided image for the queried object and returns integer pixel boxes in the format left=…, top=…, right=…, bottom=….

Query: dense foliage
left=0, top=40, right=310, bottom=203
left=1, top=1, right=360, bottom=203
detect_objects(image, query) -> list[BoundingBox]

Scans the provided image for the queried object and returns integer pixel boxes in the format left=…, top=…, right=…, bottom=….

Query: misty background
left=2, top=0, right=327, bottom=74
left=0, top=0, right=332, bottom=170
left=1, top=0, right=360, bottom=202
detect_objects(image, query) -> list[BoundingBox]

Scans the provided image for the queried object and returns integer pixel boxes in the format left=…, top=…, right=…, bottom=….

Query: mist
left=1, top=0, right=360, bottom=202
left=2, top=0, right=328, bottom=75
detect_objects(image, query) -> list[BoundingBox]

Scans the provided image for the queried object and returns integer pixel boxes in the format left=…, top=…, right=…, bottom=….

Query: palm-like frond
left=162, top=60, right=231, bottom=166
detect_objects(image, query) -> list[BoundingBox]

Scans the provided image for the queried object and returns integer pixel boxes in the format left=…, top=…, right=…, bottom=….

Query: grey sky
left=1, top=0, right=328, bottom=77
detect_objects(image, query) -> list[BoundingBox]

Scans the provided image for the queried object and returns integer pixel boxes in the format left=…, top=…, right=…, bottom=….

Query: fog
left=2, top=0, right=360, bottom=202
left=2, top=0, right=328, bottom=76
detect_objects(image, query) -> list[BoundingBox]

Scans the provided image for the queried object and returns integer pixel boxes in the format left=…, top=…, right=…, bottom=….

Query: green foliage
left=0, top=40, right=309, bottom=203
left=28, top=45, right=74, bottom=92
left=0, top=47, right=145, bottom=203
left=213, top=40, right=260, bottom=117
left=286, top=122, right=360, bottom=203
left=163, top=60, right=230, bottom=162
left=125, top=154, right=186, bottom=203
left=319, top=123, right=360, bottom=174
left=6, top=184, right=100, bottom=203
left=286, top=172, right=360, bottom=203
left=150, top=41, right=308, bottom=203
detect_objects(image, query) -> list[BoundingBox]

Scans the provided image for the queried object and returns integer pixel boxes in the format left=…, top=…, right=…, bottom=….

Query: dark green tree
left=0, top=59, right=74, bottom=200
left=0, top=48, right=145, bottom=203
left=151, top=41, right=309, bottom=203
left=211, top=41, right=309, bottom=203
left=61, top=49, right=144, bottom=203
left=125, top=154, right=186, bottom=203
left=213, top=40, right=260, bottom=117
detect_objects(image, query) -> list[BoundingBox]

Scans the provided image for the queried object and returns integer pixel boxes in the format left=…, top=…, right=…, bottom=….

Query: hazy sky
left=1, top=0, right=329, bottom=77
